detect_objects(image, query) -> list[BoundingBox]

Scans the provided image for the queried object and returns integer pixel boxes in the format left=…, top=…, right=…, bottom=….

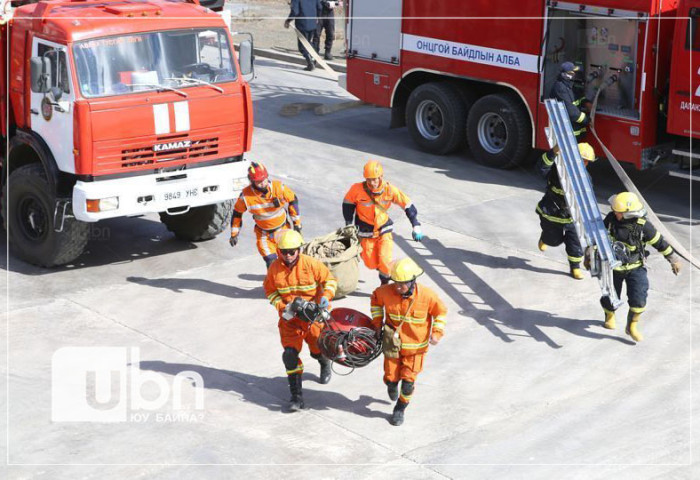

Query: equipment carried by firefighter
left=282, top=296, right=330, bottom=323
left=544, top=99, right=623, bottom=308
left=317, top=308, right=382, bottom=371
left=301, top=225, right=362, bottom=298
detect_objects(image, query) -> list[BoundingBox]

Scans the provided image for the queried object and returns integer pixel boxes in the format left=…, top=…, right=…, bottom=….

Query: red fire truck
left=344, top=0, right=697, bottom=175
left=1, top=0, right=254, bottom=266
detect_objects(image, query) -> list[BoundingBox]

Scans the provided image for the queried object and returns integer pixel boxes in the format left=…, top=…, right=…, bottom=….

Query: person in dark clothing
left=550, top=61, right=590, bottom=139
left=600, top=192, right=682, bottom=343
left=536, top=142, right=596, bottom=279
left=285, top=0, right=323, bottom=71
left=313, top=1, right=339, bottom=60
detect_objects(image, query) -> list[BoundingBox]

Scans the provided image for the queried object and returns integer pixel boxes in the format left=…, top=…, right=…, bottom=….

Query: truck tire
left=466, top=93, right=531, bottom=169
left=2, top=163, right=89, bottom=267
left=159, top=200, right=233, bottom=242
left=406, top=82, right=467, bottom=155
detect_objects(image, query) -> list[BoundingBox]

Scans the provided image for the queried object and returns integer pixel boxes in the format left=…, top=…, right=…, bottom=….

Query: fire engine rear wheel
left=406, top=82, right=467, bottom=155
left=2, top=163, right=89, bottom=267
left=159, top=200, right=233, bottom=242
left=467, top=93, right=531, bottom=169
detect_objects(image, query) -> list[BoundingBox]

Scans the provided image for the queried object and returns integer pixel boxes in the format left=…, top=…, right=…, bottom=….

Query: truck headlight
left=86, top=197, right=119, bottom=212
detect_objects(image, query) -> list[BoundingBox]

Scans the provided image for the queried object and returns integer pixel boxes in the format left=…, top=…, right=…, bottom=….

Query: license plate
left=163, top=188, right=198, bottom=202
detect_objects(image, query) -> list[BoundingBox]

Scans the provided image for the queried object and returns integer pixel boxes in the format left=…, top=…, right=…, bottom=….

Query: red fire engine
left=344, top=0, right=697, bottom=176
left=1, top=0, right=254, bottom=266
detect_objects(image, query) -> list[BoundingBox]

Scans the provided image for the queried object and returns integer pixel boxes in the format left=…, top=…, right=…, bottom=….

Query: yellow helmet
left=390, top=258, right=424, bottom=283
left=363, top=160, right=384, bottom=179
left=609, top=192, right=644, bottom=213
left=277, top=229, right=304, bottom=250
left=578, top=142, right=595, bottom=162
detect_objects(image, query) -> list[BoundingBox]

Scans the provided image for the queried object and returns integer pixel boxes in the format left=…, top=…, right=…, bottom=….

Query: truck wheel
left=466, top=93, right=531, bottom=169
left=159, top=200, right=233, bottom=241
left=2, top=164, right=89, bottom=267
left=406, top=82, right=467, bottom=155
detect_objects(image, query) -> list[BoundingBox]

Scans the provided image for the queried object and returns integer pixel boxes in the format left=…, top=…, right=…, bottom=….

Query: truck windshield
left=73, top=28, right=236, bottom=98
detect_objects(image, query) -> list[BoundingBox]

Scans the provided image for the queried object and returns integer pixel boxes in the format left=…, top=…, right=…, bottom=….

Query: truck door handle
left=30, top=109, right=39, bottom=115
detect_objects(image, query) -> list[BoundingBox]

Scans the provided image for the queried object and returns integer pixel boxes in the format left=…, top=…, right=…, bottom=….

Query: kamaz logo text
left=153, top=140, right=191, bottom=152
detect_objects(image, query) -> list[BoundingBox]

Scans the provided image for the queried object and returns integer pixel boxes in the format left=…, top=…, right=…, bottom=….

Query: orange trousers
left=255, top=226, right=278, bottom=259
left=278, top=318, right=322, bottom=355
left=383, top=352, right=425, bottom=383
left=360, top=233, right=393, bottom=276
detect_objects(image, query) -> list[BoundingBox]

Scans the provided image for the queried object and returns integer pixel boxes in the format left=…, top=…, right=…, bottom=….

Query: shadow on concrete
left=126, top=276, right=264, bottom=299
left=139, top=360, right=390, bottom=417
left=238, top=273, right=266, bottom=282
left=395, top=236, right=635, bottom=348
left=0, top=216, right=196, bottom=275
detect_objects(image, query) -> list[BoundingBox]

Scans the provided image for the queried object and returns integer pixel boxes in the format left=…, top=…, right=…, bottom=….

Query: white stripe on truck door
left=153, top=104, right=170, bottom=134
left=173, top=101, right=190, bottom=132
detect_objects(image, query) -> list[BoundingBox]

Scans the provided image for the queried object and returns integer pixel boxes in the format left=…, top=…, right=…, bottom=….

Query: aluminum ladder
left=544, top=99, right=623, bottom=309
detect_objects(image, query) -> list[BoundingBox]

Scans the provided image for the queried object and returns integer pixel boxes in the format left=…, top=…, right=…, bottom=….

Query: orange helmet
left=363, top=160, right=384, bottom=179
left=248, top=162, right=268, bottom=182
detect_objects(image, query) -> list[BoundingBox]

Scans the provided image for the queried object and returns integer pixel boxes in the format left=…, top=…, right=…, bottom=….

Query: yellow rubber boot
left=626, top=311, right=643, bottom=342
left=538, top=239, right=547, bottom=252
left=603, top=310, right=616, bottom=330
left=570, top=267, right=584, bottom=280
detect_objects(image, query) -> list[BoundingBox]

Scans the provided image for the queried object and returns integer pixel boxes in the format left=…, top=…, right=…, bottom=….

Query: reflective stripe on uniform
left=388, top=313, right=427, bottom=324
left=550, top=185, right=565, bottom=195
left=567, top=255, right=584, bottom=263
left=276, top=283, right=318, bottom=295
left=542, top=152, right=554, bottom=166
left=661, top=246, right=673, bottom=256
left=536, top=205, right=573, bottom=224
left=629, top=306, right=646, bottom=313
left=646, top=231, right=661, bottom=245
left=401, top=339, right=430, bottom=349
left=613, top=261, right=643, bottom=271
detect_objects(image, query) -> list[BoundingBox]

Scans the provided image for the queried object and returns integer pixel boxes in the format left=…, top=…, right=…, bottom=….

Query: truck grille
left=120, top=134, right=219, bottom=168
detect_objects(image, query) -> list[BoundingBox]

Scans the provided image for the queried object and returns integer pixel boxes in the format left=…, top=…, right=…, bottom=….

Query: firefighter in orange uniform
left=370, top=258, right=447, bottom=426
left=230, top=162, right=302, bottom=268
left=343, top=160, right=423, bottom=285
left=263, top=230, right=338, bottom=412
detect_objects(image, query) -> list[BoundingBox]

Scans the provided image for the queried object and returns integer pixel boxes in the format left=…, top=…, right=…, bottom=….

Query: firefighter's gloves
left=294, top=225, right=302, bottom=234
left=412, top=226, right=424, bottom=242
left=229, top=236, right=238, bottom=247
left=667, top=253, right=682, bottom=276
left=284, top=18, right=292, bottom=29
left=318, top=296, right=330, bottom=310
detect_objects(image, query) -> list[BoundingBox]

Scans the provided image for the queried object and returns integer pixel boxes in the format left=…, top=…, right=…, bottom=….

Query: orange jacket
left=370, top=283, right=446, bottom=354
left=231, top=180, right=300, bottom=236
left=264, top=254, right=337, bottom=324
left=343, top=181, right=418, bottom=237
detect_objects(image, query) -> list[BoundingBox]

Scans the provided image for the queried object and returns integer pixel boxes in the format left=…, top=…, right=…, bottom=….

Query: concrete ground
left=1, top=57, right=698, bottom=479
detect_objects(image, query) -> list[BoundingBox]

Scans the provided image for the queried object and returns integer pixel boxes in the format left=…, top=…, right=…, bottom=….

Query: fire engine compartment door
left=667, top=4, right=700, bottom=138
left=348, top=0, right=402, bottom=63
left=542, top=6, right=643, bottom=121
left=30, top=38, right=76, bottom=174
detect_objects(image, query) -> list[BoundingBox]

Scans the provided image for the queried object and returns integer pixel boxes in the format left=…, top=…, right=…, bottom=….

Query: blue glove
left=318, top=296, right=329, bottom=309
left=412, top=226, right=424, bottom=242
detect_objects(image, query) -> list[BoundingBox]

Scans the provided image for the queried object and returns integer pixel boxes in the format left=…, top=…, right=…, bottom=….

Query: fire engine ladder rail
left=544, top=99, right=623, bottom=309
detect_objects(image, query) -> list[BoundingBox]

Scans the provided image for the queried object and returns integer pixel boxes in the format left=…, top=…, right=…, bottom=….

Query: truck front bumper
left=72, top=161, right=250, bottom=222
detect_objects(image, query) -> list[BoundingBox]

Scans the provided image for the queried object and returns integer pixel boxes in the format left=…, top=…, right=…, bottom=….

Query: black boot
left=318, top=355, right=332, bottom=384
left=304, top=58, right=315, bottom=71
left=386, top=381, right=399, bottom=401
left=390, top=401, right=408, bottom=426
left=287, top=373, right=304, bottom=412
left=324, top=50, right=333, bottom=61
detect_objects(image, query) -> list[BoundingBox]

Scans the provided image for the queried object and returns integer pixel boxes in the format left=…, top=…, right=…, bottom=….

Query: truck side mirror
left=30, top=57, right=52, bottom=93
left=238, top=40, right=254, bottom=77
